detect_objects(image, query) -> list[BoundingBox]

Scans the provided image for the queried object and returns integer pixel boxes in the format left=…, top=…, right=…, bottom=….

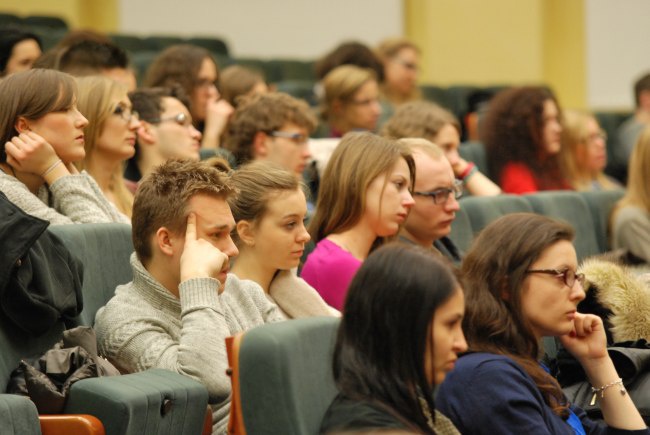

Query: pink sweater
left=300, top=239, right=362, bottom=310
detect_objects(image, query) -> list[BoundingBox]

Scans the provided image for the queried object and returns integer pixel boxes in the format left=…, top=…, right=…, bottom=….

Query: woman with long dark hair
left=321, top=243, right=466, bottom=434
left=437, top=213, right=648, bottom=434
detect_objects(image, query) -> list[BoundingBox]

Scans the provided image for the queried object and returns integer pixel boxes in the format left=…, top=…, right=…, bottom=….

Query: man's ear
left=156, top=226, right=176, bottom=257
left=252, top=131, right=269, bottom=158
left=236, top=220, right=256, bottom=247
left=137, top=121, right=156, bottom=146
left=15, top=116, right=31, bottom=133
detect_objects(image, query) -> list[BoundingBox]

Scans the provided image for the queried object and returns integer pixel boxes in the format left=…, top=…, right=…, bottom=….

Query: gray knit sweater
left=95, top=254, right=285, bottom=434
left=0, top=170, right=129, bottom=225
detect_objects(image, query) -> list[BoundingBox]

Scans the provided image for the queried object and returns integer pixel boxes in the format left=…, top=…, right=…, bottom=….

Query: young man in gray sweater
left=95, top=159, right=285, bottom=434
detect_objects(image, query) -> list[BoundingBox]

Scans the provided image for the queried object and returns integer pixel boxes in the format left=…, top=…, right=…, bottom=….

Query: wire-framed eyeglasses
left=524, top=268, right=586, bottom=288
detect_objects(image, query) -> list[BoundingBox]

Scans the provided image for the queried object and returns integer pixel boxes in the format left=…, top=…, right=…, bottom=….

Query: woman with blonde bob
left=75, top=75, right=141, bottom=218
left=301, top=132, right=415, bottom=309
left=320, top=65, right=382, bottom=137
left=560, top=109, right=621, bottom=192
left=229, top=160, right=337, bottom=318
left=0, top=69, right=128, bottom=224
left=437, top=213, right=648, bottom=434
left=611, top=126, right=650, bottom=263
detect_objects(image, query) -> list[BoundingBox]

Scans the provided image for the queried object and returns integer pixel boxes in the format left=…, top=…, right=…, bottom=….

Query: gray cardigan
left=0, top=170, right=129, bottom=225
left=95, top=254, right=285, bottom=434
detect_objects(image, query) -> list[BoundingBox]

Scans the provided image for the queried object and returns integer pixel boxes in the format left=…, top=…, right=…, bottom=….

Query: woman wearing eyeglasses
left=318, top=65, right=382, bottom=138
left=559, top=109, right=622, bottom=192
left=145, top=44, right=233, bottom=150
left=76, top=75, right=141, bottom=218
left=0, top=69, right=129, bottom=224
left=301, top=132, right=415, bottom=310
left=437, top=213, right=649, bottom=434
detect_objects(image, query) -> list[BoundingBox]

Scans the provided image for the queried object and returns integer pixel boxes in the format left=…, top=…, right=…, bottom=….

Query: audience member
left=382, top=101, right=501, bottom=196
left=560, top=109, right=621, bottom=191
left=75, top=75, right=141, bottom=218
left=219, top=65, right=268, bottom=107
left=56, top=39, right=136, bottom=91
left=0, top=27, right=42, bottom=77
left=301, top=132, right=415, bottom=309
left=314, top=41, right=384, bottom=83
left=145, top=44, right=233, bottom=149
left=616, top=72, right=650, bottom=165
left=320, top=243, right=465, bottom=434
left=125, top=86, right=201, bottom=190
left=482, top=86, right=570, bottom=194
left=375, top=37, right=421, bottom=114
left=437, top=213, right=649, bottom=434
left=95, top=159, right=285, bottom=434
left=611, top=126, right=650, bottom=264
left=224, top=92, right=317, bottom=177
left=229, top=161, right=338, bottom=318
left=397, top=138, right=463, bottom=265
left=318, top=65, right=382, bottom=138
left=0, top=69, right=128, bottom=224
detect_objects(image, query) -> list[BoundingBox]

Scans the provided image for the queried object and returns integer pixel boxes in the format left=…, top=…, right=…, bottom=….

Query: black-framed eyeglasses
left=149, top=112, right=192, bottom=127
left=270, top=131, right=309, bottom=145
left=113, top=105, right=139, bottom=123
left=413, top=179, right=463, bottom=204
left=524, top=268, right=585, bottom=288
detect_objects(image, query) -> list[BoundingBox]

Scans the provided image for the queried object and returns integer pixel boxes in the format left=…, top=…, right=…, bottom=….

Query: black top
left=320, top=394, right=409, bottom=434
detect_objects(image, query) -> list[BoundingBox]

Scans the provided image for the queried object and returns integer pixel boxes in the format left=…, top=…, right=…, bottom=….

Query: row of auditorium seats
left=0, top=223, right=211, bottom=435
left=449, top=189, right=625, bottom=261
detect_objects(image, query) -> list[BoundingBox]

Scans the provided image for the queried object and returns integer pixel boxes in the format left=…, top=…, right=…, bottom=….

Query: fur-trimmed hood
left=578, top=258, right=650, bottom=343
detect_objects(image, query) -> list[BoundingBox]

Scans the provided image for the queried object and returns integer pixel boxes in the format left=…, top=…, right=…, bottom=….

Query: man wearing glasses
left=398, top=138, right=463, bottom=264
left=224, top=92, right=317, bottom=179
left=124, top=87, right=203, bottom=192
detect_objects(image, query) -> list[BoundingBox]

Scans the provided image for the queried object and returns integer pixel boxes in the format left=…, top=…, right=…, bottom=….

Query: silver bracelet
left=41, top=159, right=63, bottom=177
left=589, top=377, right=626, bottom=406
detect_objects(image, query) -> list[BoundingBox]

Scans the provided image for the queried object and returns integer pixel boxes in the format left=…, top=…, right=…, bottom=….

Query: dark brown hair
left=461, top=213, right=573, bottom=419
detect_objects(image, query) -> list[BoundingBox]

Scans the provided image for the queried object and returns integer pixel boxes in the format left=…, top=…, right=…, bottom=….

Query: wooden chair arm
left=40, top=414, right=104, bottom=435
left=226, top=333, right=246, bottom=435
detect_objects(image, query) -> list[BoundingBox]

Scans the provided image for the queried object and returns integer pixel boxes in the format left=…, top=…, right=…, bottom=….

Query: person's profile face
left=191, top=57, right=218, bottom=122
left=340, top=80, right=381, bottom=133
left=5, top=38, right=41, bottom=76
left=154, top=97, right=201, bottom=161
left=541, top=99, right=562, bottom=155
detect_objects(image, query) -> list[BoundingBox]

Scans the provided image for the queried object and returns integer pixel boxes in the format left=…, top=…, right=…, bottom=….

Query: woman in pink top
left=301, top=132, right=415, bottom=309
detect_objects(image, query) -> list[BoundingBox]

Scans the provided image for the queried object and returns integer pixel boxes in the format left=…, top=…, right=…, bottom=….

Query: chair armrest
left=0, top=394, right=41, bottom=434
left=40, top=415, right=104, bottom=435
left=65, top=369, right=209, bottom=435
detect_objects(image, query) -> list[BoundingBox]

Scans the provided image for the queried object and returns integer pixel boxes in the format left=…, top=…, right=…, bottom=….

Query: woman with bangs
left=75, top=75, right=140, bottom=218
left=0, top=69, right=129, bottom=224
left=301, top=132, right=415, bottom=309
left=437, top=213, right=648, bottom=434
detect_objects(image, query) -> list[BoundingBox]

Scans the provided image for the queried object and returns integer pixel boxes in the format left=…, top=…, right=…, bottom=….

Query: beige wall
left=405, top=0, right=586, bottom=108
left=2, top=0, right=117, bottom=32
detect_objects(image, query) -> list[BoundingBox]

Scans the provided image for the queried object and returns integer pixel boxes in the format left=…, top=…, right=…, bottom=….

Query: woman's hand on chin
left=559, top=313, right=609, bottom=366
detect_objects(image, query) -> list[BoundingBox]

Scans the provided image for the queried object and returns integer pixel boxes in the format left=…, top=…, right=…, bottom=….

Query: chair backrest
left=459, top=141, right=490, bottom=180
left=459, top=194, right=534, bottom=237
left=232, top=317, right=340, bottom=435
left=523, top=191, right=600, bottom=260
left=449, top=206, right=474, bottom=253
left=578, top=189, right=625, bottom=253
left=48, top=223, right=134, bottom=327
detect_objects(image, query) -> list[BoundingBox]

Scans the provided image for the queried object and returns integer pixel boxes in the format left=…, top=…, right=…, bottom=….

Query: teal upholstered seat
left=459, top=194, right=534, bottom=237
left=449, top=206, right=474, bottom=253
left=234, top=317, right=340, bottom=435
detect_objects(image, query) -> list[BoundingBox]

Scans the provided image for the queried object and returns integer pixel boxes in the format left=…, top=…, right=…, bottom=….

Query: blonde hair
left=559, top=109, right=618, bottom=192
left=219, top=65, right=266, bottom=107
left=310, top=132, right=415, bottom=242
left=396, top=137, right=445, bottom=160
left=321, top=64, right=377, bottom=122
left=229, top=161, right=303, bottom=247
left=613, top=126, right=650, bottom=219
left=375, top=37, right=421, bottom=103
left=382, top=101, right=459, bottom=142
left=75, top=75, right=133, bottom=217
